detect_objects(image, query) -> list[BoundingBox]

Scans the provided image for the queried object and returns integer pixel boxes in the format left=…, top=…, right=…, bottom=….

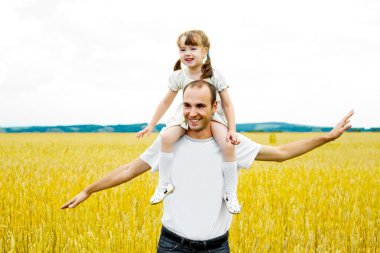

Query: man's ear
left=212, top=101, right=217, bottom=113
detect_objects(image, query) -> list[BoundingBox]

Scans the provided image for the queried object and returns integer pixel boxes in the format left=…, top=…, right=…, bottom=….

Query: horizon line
left=0, top=122, right=377, bottom=129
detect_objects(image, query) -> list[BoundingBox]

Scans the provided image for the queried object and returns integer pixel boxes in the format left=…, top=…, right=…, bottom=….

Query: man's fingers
left=344, top=124, right=352, bottom=131
left=60, top=201, right=71, bottom=209
left=337, top=110, right=354, bottom=128
left=61, top=199, right=75, bottom=209
left=343, top=110, right=354, bottom=122
left=68, top=200, right=78, bottom=208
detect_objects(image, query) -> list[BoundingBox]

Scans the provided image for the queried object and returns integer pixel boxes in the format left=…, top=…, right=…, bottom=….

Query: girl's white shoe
left=150, top=183, right=175, bottom=205
left=223, top=193, right=241, bottom=214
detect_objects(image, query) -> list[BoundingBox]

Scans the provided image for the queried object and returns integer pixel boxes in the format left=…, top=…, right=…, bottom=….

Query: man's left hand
left=325, top=110, right=354, bottom=141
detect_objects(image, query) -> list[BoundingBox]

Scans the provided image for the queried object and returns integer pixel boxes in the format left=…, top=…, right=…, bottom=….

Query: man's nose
left=188, top=108, right=198, bottom=117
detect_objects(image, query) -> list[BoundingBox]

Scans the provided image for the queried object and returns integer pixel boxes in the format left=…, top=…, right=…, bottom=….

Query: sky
left=0, top=0, right=379, bottom=128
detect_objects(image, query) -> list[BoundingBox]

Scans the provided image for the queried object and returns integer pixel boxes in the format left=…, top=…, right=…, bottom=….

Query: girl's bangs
left=177, top=33, right=202, bottom=47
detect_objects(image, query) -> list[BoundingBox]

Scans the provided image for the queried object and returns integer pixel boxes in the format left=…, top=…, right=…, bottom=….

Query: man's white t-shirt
left=140, top=133, right=261, bottom=240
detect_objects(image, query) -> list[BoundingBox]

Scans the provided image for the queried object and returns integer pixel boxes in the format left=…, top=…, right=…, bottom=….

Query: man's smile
left=188, top=118, right=200, bottom=125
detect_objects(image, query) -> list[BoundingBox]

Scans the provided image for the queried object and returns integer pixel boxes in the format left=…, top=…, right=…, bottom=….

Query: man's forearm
left=277, top=135, right=331, bottom=161
left=61, top=158, right=151, bottom=209
left=256, top=111, right=353, bottom=162
left=84, top=158, right=150, bottom=195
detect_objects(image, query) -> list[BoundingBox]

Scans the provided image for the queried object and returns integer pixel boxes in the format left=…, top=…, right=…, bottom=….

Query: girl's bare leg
left=150, top=126, right=186, bottom=204
left=211, top=121, right=241, bottom=214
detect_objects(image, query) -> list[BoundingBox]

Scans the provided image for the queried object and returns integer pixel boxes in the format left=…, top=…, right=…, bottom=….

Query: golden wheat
left=1, top=133, right=379, bottom=252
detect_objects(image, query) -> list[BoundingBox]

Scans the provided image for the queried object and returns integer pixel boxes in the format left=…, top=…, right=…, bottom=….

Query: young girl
left=136, top=30, right=241, bottom=214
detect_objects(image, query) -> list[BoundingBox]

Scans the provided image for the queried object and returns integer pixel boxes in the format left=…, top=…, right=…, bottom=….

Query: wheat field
left=0, top=133, right=379, bottom=252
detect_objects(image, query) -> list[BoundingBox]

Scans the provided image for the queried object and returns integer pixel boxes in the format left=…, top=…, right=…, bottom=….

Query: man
left=62, top=80, right=353, bottom=252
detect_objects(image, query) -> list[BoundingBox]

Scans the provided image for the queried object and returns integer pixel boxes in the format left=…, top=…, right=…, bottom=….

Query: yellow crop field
left=1, top=133, right=379, bottom=252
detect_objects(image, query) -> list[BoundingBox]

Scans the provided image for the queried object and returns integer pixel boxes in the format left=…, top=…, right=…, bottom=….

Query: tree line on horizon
left=1, top=123, right=378, bottom=133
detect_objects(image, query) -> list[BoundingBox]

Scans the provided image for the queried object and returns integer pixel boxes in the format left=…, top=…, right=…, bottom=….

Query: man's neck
left=186, top=127, right=213, bottom=140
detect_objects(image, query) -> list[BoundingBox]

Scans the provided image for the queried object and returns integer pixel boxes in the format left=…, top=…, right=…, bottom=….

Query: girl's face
left=178, top=36, right=208, bottom=69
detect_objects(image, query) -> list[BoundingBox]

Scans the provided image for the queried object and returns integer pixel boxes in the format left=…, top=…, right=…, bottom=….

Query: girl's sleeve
left=168, top=71, right=181, bottom=91
left=213, top=69, right=230, bottom=92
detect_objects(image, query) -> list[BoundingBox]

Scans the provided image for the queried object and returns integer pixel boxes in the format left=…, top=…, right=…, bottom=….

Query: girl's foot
left=223, top=192, right=241, bottom=214
left=150, top=183, right=175, bottom=205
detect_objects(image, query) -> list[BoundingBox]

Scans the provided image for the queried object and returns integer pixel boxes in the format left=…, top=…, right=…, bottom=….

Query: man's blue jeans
left=157, top=226, right=230, bottom=253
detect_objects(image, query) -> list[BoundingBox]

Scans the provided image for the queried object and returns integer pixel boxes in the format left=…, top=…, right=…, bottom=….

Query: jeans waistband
left=161, top=226, right=228, bottom=250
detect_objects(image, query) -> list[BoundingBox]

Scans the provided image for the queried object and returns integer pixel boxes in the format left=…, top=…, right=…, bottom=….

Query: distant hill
left=237, top=122, right=333, bottom=132
left=0, top=123, right=378, bottom=133
left=0, top=123, right=165, bottom=133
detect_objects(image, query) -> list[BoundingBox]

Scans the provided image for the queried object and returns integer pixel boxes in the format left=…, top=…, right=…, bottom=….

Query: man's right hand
left=61, top=191, right=91, bottom=209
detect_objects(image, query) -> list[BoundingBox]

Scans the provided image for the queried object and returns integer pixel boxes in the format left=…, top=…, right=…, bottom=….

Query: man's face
left=183, top=86, right=217, bottom=132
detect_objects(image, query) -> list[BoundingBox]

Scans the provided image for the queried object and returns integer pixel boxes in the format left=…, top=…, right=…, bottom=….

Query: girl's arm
left=136, top=89, right=178, bottom=138
left=219, top=89, right=240, bottom=145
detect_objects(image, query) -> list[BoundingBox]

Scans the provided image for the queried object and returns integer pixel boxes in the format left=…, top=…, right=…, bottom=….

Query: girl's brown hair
left=173, top=30, right=213, bottom=79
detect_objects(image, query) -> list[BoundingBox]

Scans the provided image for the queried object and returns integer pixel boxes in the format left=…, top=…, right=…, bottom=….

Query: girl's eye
left=191, top=47, right=197, bottom=50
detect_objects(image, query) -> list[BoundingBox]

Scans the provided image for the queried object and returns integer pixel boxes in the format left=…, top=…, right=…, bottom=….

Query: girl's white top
left=166, top=69, right=229, bottom=129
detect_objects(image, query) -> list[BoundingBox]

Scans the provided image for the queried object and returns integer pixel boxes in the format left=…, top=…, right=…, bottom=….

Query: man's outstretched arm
left=255, top=110, right=354, bottom=162
left=61, top=157, right=151, bottom=209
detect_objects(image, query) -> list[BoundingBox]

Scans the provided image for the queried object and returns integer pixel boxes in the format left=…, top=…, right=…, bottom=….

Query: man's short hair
left=183, top=80, right=217, bottom=105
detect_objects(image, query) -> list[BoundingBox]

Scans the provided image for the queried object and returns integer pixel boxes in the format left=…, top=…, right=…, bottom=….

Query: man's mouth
left=189, top=119, right=200, bottom=124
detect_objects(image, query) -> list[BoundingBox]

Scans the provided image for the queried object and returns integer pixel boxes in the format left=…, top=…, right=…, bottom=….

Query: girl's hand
left=136, top=125, right=153, bottom=138
left=227, top=130, right=240, bottom=145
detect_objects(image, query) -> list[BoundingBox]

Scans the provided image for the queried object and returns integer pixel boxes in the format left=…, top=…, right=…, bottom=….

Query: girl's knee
left=211, top=121, right=228, bottom=132
left=161, top=130, right=175, bottom=146
left=161, top=127, right=184, bottom=147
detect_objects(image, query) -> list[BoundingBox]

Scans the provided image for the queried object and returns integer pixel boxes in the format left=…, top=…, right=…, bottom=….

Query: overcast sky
left=0, top=0, right=379, bottom=128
